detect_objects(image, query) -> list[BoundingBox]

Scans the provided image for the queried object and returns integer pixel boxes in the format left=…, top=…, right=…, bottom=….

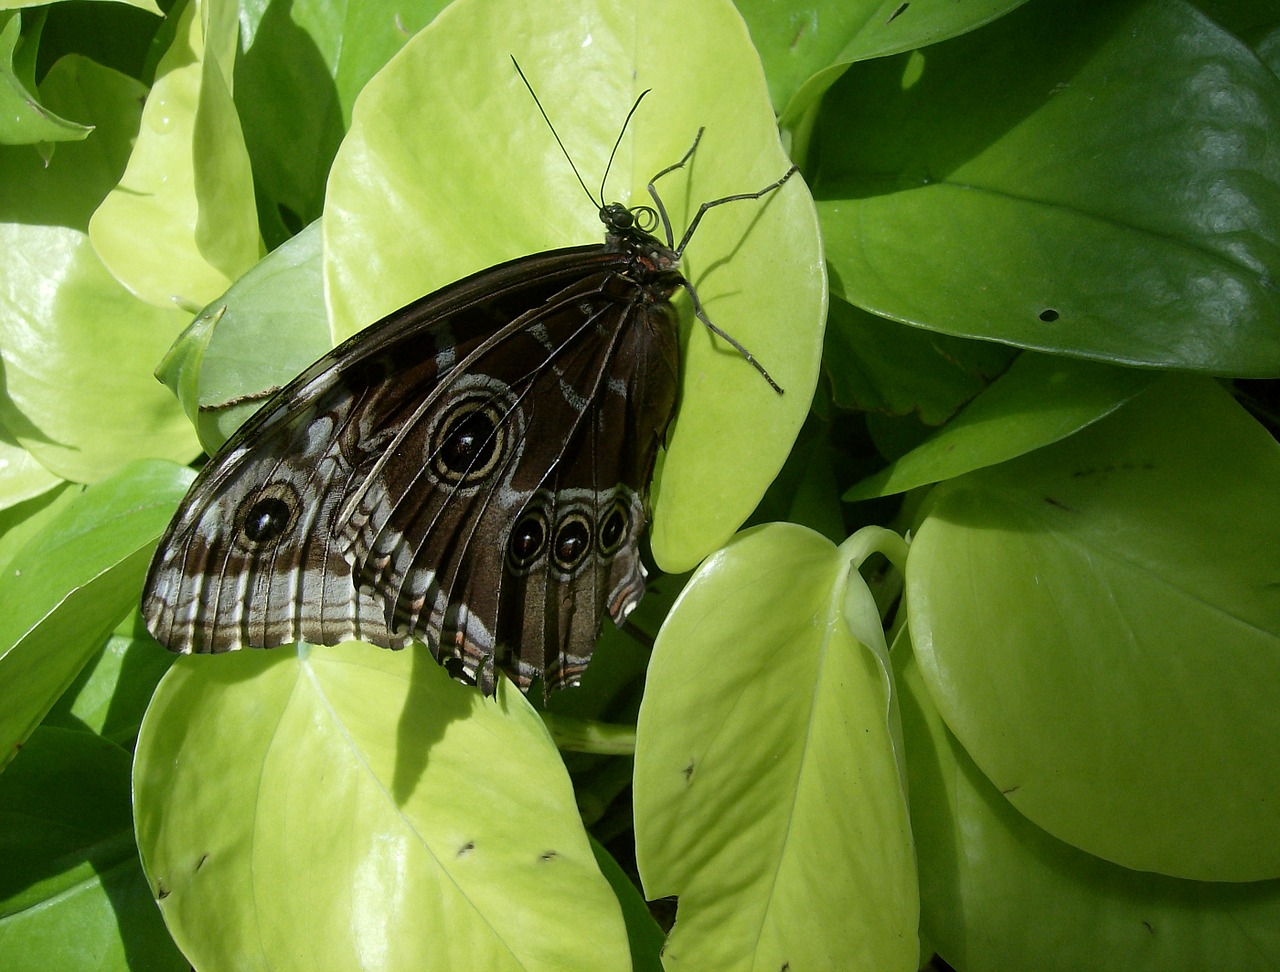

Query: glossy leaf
left=0, top=482, right=78, bottom=573
left=734, top=0, right=1031, bottom=121
left=635, top=523, right=917, bottom=971
left=0, top=727, right=185, bottom=972
left=134, top=644, right=630, bottom=972
left=815, top=0, right=1280, bottom=374
left=897, top=641, right=1280, bottom=971
left=156, top=218, right=330, bottom=452
left=89, top=0, right=259, bottom=311
left=0, top=223, right=198, bottom=481
left=323, top=0, right=826, bottom=573
left=0, top=10, right=93, bottom=146
left=906, top=375, right=1280, bottom=880
left=846, top=352, right=1156, bottom=499
left=0, top=460, right=192, bottom=771
left=0, top=54, right=143, bottom=228
left=0, top=431, right=59, bottom=511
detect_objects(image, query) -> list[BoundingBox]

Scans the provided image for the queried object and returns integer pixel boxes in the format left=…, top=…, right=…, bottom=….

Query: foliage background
left=1, top=0, right=1279, bottom=970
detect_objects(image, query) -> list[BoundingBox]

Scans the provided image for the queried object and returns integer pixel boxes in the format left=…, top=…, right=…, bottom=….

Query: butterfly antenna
left=600, top=89, right=650, bottom=205
left=511, top=56, right=598, bottom=208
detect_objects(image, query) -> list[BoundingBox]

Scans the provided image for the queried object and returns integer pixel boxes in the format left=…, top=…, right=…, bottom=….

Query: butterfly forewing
left=142, top=241, right=681, bottom=694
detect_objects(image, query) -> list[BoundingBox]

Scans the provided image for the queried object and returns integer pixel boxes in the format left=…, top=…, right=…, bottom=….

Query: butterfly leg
left=680, top=279, right=784, bottom=394
left=646, top=128, right=706, bottom=247
left=672, top=164, right=799, bottom=257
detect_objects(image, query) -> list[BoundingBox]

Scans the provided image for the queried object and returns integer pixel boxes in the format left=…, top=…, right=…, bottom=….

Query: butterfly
left=141, top=71, right=796, bottom=696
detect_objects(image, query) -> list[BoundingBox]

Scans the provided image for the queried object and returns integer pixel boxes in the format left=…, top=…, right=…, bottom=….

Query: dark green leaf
left=0, top=726, right=186, bottom=972
left=816, top=0, right=1280, bottom=374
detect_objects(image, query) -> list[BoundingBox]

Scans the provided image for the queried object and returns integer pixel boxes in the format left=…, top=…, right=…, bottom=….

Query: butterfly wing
left=340, top=270, right=680, bottom=692
left=142, top=246, right=679, bottom=694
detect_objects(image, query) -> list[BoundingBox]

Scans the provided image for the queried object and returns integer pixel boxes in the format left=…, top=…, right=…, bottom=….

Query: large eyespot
left=598, top=497, right=630, bottom=556
left=424, top=377, right=522, bottom=489
left=430, top=398, right=506, bottom=484
left=235, top=483, right=299, bottom=548
left=552, top=513, right=592, bottom=573
left=507, top=509, right=548, bottom=574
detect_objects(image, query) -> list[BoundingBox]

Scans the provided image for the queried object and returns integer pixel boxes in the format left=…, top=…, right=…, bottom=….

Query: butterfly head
left=600, top=201, right=679, bottom=276
left=599, top=201, right=659, bottom=235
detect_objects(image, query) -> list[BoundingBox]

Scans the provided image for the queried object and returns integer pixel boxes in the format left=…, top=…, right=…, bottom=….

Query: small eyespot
left=552, top=515, right=591, bottom=572
left=243, top=498, right=291, bottom=542
left=1039, top=308, right=1060, bottom=323
left=507, top=510, right=548, bottom=573
left=236, top=483, right=300, bottom=547
left=598, top=498, right=629, bottom=555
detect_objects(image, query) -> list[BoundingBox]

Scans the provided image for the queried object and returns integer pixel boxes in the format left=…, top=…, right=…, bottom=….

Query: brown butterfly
left=141, top=74, right=795, bottom=696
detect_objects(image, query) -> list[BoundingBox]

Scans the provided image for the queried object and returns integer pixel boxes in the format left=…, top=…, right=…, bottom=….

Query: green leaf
left=590, top=836, right=665, bottom=972
left=906, top=375, right=1280, bottom=881
left=156, top=218, right=330, bottom=452
left=0, top=54, right=146, bottom=229
left=815, top=0, right=1280, bottom=374
left=0, top=460, right=192, bottom=771
left=0, top=481, right=79, bottom=574
left=823, top=292, right=1018, bottom=423
left=845, top=352, right=1156, bottom=499
left=10, top=0, right=165, bottom=15
left=0, top=223, right=198, bottom=482
left=89, top=0, right=260, bottom=311
left=897, top=639, right=1280, bottom=972
left=42, top=609, right=175, bottom=746
left=134, top=644, right=630, bottom=971
left=323, top=0, right=826, bottom=573
left=0, top=428, right=60, bottom=511
left=0, top=10, right=93, bottom=146
left=235, top=0, right=450, bottom=246
left=0, top=727, right=185, bottom=972
left=634, top=523, right=917, bottom=971
left=732, top=0, right=1032, bottom=121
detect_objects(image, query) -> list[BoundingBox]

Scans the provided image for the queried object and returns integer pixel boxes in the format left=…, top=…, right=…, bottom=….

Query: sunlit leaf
left=0, top=460, right=192, bottom=771
left=0, top=10, right=93, bottom=146
left=323, top=0, right=826, bottom=573
left=89, top=0, right=259, bottom=311
left=635, top=523, right=917, bottom=971
left=0, top=223, right=198, bottom=481
left=907, top=375, right=1280, bottom=880
left=898, top=640, right=1280, bottom=971
left=135, top=644, right=630, bottom=971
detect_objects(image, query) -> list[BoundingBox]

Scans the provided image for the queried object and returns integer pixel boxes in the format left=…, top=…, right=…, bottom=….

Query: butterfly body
left=143, top=209, right=685, bottom=694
